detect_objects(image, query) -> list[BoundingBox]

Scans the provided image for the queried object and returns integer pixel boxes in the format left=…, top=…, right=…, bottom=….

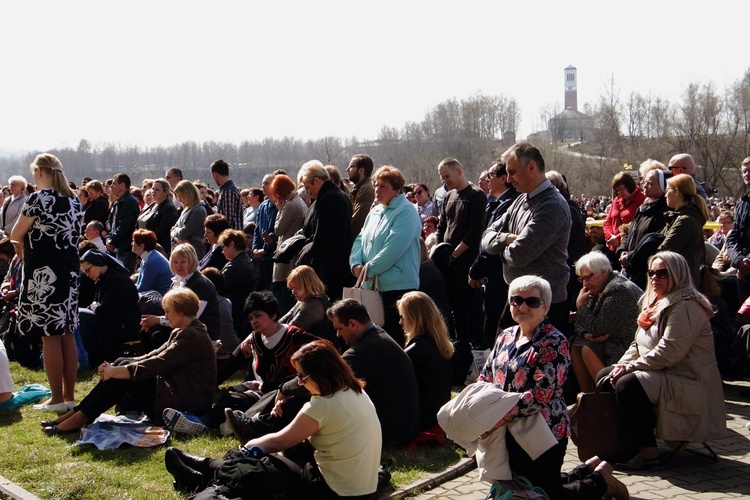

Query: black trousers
left=77, top=376, right=157, bottom=424
left=506, top=434, right=606, bottom=499
left=597, top=365, right=657, bottom=450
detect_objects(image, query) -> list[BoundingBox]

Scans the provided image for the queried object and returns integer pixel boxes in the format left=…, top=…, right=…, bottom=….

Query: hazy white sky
left=1, top=1, right=748, bottom=153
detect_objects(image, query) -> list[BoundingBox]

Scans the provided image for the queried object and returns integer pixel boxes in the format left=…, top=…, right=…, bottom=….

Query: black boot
left=164, top=447, right=209, bottom=492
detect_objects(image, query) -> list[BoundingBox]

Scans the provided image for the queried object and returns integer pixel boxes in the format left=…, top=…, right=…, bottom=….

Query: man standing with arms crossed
left=481, top=142, right=571, bottom=332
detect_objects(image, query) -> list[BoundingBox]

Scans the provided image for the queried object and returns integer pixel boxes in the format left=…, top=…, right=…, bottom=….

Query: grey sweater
left=481, top=180, right=571, bottom=303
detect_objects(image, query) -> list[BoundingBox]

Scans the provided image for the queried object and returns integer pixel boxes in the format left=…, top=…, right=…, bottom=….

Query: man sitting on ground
left=328, top=298, right=419, bottom=447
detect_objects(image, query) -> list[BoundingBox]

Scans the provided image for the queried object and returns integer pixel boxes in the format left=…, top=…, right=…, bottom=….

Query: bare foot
left=596, top=461, right=629, bottom=500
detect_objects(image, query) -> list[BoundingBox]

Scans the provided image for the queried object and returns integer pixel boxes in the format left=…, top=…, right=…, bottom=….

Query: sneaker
left=224, top=408, right=255, bottom=442
left=162, top=408, right=208, bottom=435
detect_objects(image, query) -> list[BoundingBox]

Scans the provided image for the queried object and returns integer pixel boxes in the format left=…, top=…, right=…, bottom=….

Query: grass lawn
left=0, top=361, right=465, bottom=499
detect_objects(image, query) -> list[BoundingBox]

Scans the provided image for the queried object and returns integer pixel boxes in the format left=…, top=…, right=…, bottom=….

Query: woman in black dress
left=11, top=154, right=83, bottom=413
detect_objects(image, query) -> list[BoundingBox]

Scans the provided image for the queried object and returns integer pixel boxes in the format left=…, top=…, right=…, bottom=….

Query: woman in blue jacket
left=350, top=165, right=422, bottom=346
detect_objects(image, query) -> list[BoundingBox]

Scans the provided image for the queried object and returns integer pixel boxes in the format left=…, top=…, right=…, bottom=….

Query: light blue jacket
left=350, top=193, right=421, bottom=291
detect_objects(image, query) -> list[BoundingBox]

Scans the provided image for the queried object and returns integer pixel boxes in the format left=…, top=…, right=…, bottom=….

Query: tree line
left=1, top=68, right=748, bottom=197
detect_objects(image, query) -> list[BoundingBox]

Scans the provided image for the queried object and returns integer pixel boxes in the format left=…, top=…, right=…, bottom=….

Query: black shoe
left=42, top=425, right=79, bottom=436
left=170, top=447, right=212, bottom=476
left=164, top=448, right=207, bottom=493
left=224, top=408, right=255, bottom=442
left=40, top=420, right=58, bottom=428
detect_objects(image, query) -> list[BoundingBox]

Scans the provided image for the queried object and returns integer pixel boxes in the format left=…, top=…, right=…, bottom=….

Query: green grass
left=0, top=362, right=465, bottom=499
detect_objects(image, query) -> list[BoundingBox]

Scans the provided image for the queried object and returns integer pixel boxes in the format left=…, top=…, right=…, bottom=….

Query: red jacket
left=603, top=187, right=645, bottom=252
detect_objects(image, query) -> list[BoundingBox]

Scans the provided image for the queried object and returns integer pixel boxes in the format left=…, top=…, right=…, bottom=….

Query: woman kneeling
left=42, top=288, right=216, bottom=434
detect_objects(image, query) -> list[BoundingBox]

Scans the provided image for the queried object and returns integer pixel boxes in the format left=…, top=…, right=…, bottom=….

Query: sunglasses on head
left=647, top=269, right=669, bottom=279
left=509, top=295, right=544, bottom=308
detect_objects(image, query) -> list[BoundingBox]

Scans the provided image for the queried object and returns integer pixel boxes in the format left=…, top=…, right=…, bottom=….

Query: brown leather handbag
left=569, top=377, right=631, bottom=462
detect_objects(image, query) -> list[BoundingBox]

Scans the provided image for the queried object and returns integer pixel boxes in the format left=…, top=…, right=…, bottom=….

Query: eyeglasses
left=667, top=165, right=683, bottom=171
left=297, top=372, right=310, bottom=383
left=647, top=269, right=669, bottom=279
left=81, top=265, right=93, bottom=275
left=509, top=295, right=544, bottom=308
left=577, top=273, right=594, bottom=283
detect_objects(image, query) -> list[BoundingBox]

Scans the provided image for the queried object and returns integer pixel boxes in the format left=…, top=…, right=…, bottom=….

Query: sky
left=1, top=1, right=748, bottom=154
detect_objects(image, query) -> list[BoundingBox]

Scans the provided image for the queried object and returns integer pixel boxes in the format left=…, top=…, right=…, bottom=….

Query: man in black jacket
left=106, top=173, right=139, bottom=273
left=469, top=161, right=519, bottom=346
left=329, top=299, right=419, bottom=447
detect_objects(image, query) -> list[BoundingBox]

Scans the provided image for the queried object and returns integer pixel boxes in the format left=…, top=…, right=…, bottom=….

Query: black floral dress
left=17, top=189, right=83, bottom=337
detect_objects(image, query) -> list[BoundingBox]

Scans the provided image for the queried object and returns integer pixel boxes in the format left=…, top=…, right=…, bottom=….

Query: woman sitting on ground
left=397, top=291, right=453, bottom=431
left=597, top=251, right=726, bottom=470
left=132, top=229, right=173, bottom=297
left=572, top=251, right=642, bottom=393
left=140, top=244, right=220, bottom=351
left=479, top=275, right=627, bottom=499
left=279, top=265, right=334, bottom=342
left=78, top=250, right=141, bottom=367
left=42, top=288, right=216, bottom=433
left=162, top=291, right=318, bottom=437
left=165, top=340, right=381, bottom=499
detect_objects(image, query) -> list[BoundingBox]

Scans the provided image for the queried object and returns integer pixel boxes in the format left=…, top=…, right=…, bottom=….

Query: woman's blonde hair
left=162, top=287, right=200, bottom=316
left=667, top=174, right=710, bottom=222
left=642, top=251, right=713, bottom=319
left=638, top=159, right=667, bottom=179
left=30, top=154, right=74, bottom=198
left=297, top=160, right=329, bottom=186
left=170, top=243, right=199, bottom=275
left=396, top=291, right=454, bottom=360
left=287, top=265, right=326, bottom=300
left=174, top=180, right=200, bottom=208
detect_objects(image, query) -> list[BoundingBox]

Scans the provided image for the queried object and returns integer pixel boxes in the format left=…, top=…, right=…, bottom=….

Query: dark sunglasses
left=647, top=269, right=669, bottom=279
left=509, top=295, right=544, bottom=308
left=414, top=190, right=424, bottom=195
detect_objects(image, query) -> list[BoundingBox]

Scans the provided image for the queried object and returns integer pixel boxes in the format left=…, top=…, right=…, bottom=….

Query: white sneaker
left=162, top=408, right=208, bottom=435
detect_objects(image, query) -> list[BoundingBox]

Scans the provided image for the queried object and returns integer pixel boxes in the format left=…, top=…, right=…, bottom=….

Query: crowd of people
left=0, top=145, right=745, bottom=499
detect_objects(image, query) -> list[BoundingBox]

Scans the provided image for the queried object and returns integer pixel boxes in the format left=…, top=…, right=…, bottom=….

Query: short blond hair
left=162, top=288, right=200, bottom=316
left=297, top=160, right=329, bottom=186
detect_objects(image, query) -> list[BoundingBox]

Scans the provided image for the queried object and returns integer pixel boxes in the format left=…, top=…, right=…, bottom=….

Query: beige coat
left=619, top=296, right=726, bottom=443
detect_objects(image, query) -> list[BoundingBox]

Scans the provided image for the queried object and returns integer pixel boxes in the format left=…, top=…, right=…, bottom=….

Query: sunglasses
left=647, top=269, right=669, bottom=279
left=414, top=190, right=424, bottom=195
left=509, top=295, right=544, bottom=308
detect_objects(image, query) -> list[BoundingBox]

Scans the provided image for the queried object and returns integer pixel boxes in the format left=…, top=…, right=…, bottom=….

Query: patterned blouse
left=478, top=320, right=571, bottom=440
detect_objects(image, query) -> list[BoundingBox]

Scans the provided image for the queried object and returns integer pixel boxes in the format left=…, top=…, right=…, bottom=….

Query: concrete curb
left=0, top=475, right=38, bottom=500
left=385, top=457, right=478, bottom=499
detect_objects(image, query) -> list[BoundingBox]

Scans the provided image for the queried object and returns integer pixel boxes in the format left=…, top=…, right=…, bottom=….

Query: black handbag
left=569, top=377, right=631, bottom=462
